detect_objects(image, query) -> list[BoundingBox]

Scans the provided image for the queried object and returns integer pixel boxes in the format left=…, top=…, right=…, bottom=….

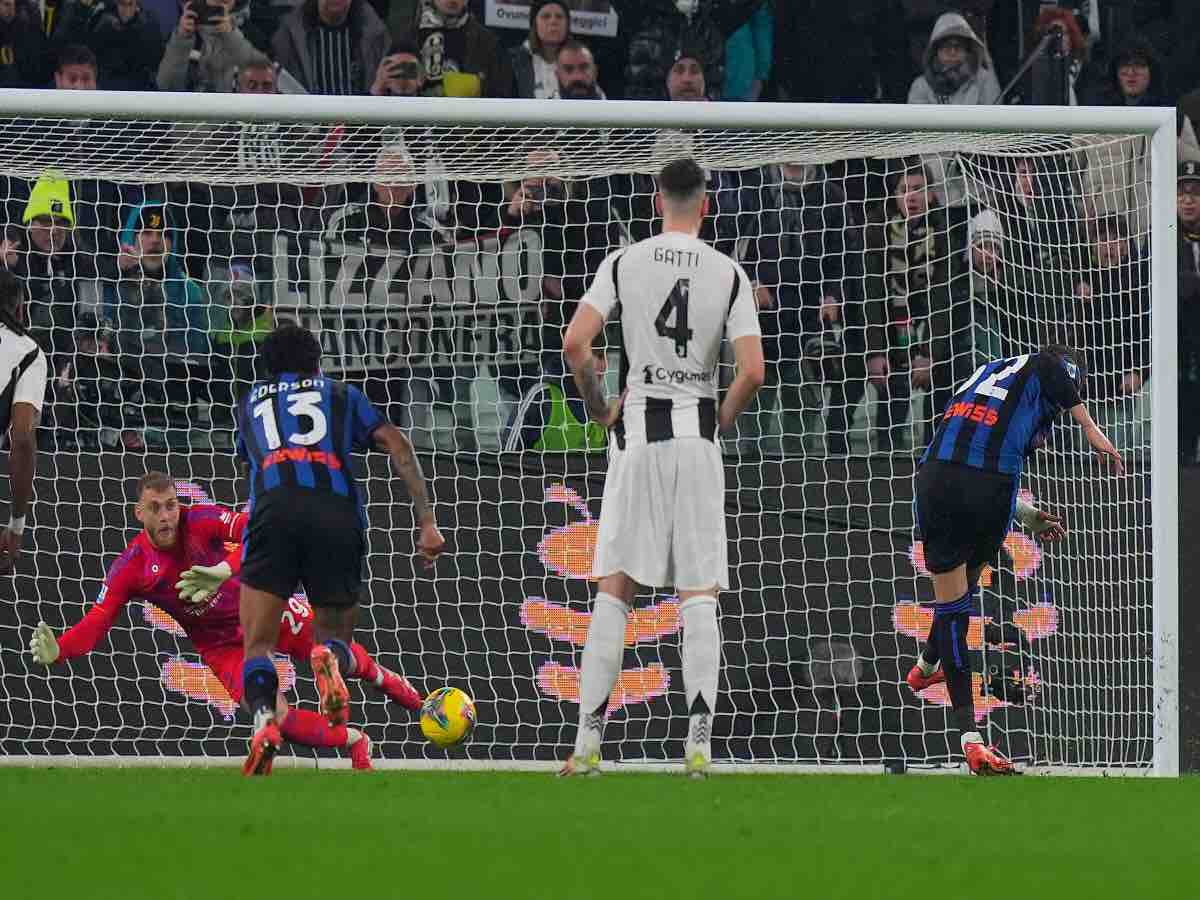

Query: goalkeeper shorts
left=913, top=461, right=1018, bottom=574
left=240, top=490, right=365, bottom=608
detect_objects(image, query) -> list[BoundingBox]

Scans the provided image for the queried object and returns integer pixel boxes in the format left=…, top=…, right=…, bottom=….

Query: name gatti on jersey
left=251, top=378, right=327, bottom=401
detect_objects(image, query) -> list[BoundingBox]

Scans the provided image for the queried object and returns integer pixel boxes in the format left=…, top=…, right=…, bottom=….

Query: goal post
left=0, top=90, right=1179, bottom=775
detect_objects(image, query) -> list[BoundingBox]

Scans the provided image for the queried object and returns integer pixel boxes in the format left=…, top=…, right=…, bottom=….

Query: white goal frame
left=0, top=90, right=1179, bottom=776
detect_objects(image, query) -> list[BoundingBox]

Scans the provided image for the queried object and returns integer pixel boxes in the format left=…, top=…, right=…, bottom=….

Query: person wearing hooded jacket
left=907, top=11, right=1000, bottom=105
left=907, top=13, right=1000, bottom=213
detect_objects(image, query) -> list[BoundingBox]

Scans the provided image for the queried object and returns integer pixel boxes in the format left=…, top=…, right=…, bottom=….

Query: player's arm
left=29, top=553, right=136, bottom=665
left=565, top=249, right=623, bottom=428
left=564, top=304, right=621, bottom=427
left=1070, top=403, right=1124, bottom=475
left=0, top=349, right=47, bottom=572
left=718, top=265, right=766, bottom=433
left=373, top=423, right=445, bottom=568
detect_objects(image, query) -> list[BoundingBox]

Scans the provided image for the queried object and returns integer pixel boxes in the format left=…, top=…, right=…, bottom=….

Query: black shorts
left=240, top=490, right=365, bottom=608
left=913, top=461, right=1017, bottom=575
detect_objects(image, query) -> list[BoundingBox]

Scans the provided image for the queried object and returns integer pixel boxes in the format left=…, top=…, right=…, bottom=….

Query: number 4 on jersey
left=655, top=278, right=694, bottom=358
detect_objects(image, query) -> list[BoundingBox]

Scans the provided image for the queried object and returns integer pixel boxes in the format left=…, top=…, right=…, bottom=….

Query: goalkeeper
left=908, top=346, right=1122, bottom=775
left=28, top=471, right=421, bottom=774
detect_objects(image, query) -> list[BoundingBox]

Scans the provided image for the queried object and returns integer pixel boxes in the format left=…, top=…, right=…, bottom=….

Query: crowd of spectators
left=0, top=0, right=1195, bottom=458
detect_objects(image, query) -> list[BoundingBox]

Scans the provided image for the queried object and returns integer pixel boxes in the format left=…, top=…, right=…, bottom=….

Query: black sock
left=242, top=655, right=278, bottom=723
left=934, top=590, right=975, bottom=744
left=945, top=666, right=975, bottom=737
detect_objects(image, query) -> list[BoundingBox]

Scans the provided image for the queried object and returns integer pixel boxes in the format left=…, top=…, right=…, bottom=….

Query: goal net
left=0, top=94, right=1177, bottom=773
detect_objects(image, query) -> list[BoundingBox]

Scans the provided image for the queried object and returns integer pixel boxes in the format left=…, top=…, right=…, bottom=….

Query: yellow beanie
left=23, top=171, right=75, bottom=227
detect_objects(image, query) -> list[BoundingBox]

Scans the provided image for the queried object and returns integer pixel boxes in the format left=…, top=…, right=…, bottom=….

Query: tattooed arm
left=374, top=423, right=445, bottom=566
left=564, top=302, right=621, bottom=427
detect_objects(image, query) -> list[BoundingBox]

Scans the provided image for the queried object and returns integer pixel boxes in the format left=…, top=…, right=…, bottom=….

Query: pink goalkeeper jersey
left=56, top=505, right=250, bottom=659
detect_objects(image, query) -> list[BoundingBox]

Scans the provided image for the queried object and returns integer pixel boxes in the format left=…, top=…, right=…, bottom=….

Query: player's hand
left=1028, top=509, right=1067, bottom=542
left=599, top=392, right=625, bottom=430
left=174, top=561, right=232, bottom=604
left=1085, top=426, right=1124, bottom=475
left=0, top=527, right=22, bottom=573
left=415, top=521, right=445, bottom=569
left=29, top=622, right=59, bottom=665
left=753, top=285, right=775, bottom=310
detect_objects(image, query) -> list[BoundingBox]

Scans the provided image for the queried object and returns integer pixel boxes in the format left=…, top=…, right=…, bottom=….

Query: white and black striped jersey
left=582, top=231, right=760, bottom=447
left=0, top=323, right=47, bottom=437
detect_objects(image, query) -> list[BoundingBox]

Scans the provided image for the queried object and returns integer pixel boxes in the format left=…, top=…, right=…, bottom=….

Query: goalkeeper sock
left=349, top=642, right=380, bottom=683
left=242, top=656, right=278, bottom=724
left=324, top=639, right=356, bottom=676
left=680, top=595, right=719, bottom=755
left=279, top=708, right=349, bottom=748
left=574, top=592, right=628, bottom=756
left=960, top=730, right=984, bottom=751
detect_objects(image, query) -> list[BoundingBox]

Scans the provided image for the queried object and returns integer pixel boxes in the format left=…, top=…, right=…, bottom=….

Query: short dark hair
left=137, top=471, right=175, bottom=499
left=261, top=323, right=322, bottom=377
left=57, top=44, right=98, bottom=74
left=0, top=269, right=27, bottom=335
left=658, top=158, right=706, bottom=204
left=1041, top=343, right=1087, bottom=396
left=558, top=38, right=593, bottom=59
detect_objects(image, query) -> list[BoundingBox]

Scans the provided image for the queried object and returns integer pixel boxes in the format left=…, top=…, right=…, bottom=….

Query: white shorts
left=592, top=439, right=728, bottom=591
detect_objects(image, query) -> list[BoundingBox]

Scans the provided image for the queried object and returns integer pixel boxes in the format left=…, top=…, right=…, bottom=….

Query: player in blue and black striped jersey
left=909, top=345, right=1122, bottom=775
left=236, top=324, right=445, bottom=775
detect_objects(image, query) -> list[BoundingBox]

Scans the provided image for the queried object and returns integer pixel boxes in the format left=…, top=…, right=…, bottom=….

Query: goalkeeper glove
left=175, top=561, right=233, bottom=605
left=29, top=622, right=59, bottom=665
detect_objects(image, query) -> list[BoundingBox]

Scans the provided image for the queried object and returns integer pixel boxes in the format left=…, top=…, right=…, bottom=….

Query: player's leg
left=561, top=571, right=636, bottom=776
left=309, top=603, right=357, bottom=727
left=277, top=599, right=421, bottom=712
left=562, top=444, right=668, bottom=776
left=908, top=465, right=949, bottom=691
left=678, top=587, right=720, bottom=779
left=208, top=646, right=372, bottom=774
left=240, top=583, right=289, bottom=771
left=672, top=440, right=729, bottom=778
left=238, top=496, right=304, bottom=769
left=299, top=495, right=366, bottom=726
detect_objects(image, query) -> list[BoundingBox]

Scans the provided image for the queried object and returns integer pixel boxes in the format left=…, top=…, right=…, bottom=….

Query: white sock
left=680, top=596, right=719, bottom=755
left=961, top=730, right=983, bottom=751
left=574, top=592, right=628, bottom=757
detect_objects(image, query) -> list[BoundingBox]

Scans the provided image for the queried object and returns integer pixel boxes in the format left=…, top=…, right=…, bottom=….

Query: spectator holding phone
left=370, top=40, right=424, bottom=96
left=157, top=0, right=258, bottom=93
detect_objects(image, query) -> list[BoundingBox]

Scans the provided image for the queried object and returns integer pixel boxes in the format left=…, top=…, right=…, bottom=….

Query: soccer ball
left=419, top=687, right=476, bottom=748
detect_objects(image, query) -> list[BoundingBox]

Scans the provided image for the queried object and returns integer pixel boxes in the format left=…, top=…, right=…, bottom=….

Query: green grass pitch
left=3, top=769, right=1194, bottom=900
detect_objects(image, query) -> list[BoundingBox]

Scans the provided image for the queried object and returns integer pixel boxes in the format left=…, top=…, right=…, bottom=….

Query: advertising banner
left=272, top=229, right=545, bottom=374
left=484, top=0, right=619, bottom=38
